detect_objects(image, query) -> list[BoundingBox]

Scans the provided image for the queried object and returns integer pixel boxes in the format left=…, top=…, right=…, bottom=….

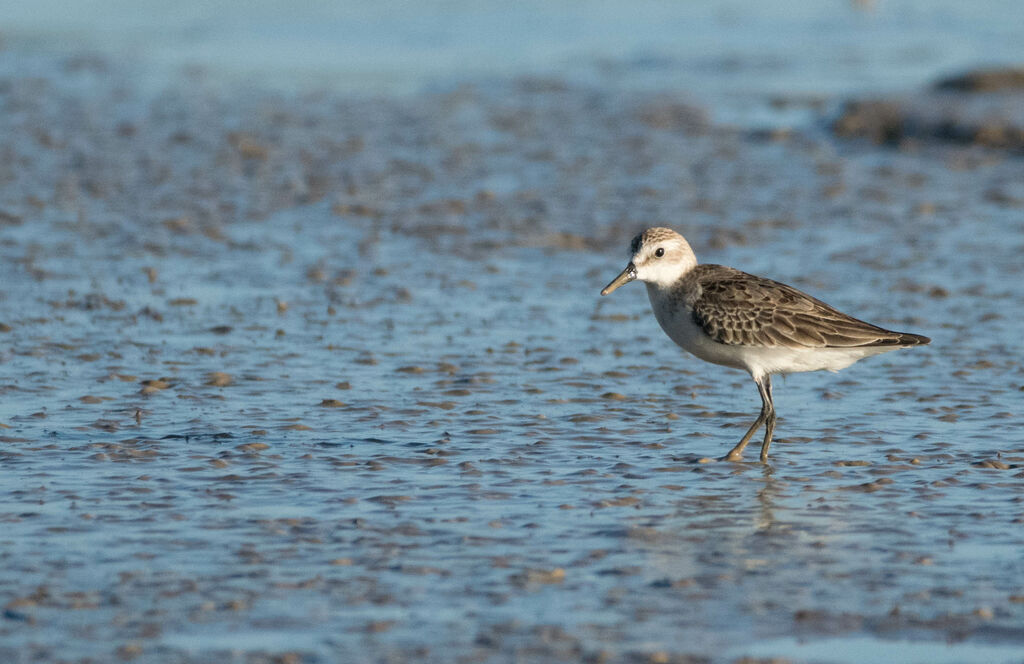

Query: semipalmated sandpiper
left=601, top=227, right=930, bottom=462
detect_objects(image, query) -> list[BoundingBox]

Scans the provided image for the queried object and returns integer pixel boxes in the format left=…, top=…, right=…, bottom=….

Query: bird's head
left=600, top=227, right=698, bottom=295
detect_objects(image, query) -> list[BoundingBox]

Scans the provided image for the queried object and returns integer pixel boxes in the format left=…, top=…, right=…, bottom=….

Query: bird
left=600, top=227, right=930, bottom=462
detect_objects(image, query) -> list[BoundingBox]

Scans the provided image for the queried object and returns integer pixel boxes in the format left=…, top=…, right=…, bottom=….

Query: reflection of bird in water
left=755, top=465, right=778, bottom=532
left=601, top=227, right=929, bottom=462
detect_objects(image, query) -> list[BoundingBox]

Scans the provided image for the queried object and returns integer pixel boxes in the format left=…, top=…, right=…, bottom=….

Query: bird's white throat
left=634, top=253, right=697, bottom=289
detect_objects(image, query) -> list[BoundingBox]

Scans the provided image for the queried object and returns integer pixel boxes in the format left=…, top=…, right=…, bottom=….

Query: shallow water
left=4, top=0, right=1024, bottom=125
left=1, top=6, right=1024, bottom=664
left=731, top=636, right=1024, bottom=664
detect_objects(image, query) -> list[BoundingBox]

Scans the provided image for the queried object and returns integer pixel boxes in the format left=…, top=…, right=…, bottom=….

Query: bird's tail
left=896, top=332, right=930, bottom=346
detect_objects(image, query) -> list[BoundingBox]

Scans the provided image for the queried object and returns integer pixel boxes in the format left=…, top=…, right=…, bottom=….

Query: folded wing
left=691, top=265, right=930, bottom=349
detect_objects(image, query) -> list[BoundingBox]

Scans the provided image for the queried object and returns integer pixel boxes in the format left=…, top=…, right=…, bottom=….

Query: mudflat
left=0, top=38, right=1022, bottom=664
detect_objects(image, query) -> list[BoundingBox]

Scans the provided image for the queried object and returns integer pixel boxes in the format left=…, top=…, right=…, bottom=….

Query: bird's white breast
left=646, top=284, right=748, bottom=371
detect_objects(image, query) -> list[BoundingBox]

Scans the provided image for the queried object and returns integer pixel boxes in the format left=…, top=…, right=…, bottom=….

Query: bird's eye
left=654, top=248, right=665, bottom=258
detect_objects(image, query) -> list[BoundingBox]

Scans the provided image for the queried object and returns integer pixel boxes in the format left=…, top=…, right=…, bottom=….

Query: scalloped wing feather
left=690, top=265, right=929, bottom=349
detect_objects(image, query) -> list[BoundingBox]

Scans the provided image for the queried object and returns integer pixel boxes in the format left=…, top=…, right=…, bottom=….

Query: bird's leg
left=723, top=375, right=771, bottom=462
left=758, top=376, right=776, bottom=463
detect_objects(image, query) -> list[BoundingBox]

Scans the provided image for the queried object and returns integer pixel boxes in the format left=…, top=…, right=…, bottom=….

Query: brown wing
left=690, top=265, right=930, bottom=349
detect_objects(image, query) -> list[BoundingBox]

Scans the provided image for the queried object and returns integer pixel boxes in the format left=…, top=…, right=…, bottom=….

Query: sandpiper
left=600, top=227, right=930, bottom=462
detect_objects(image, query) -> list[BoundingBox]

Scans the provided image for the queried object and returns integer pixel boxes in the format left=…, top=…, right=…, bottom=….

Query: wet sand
left=0, top=50, right=1022, bottom=663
